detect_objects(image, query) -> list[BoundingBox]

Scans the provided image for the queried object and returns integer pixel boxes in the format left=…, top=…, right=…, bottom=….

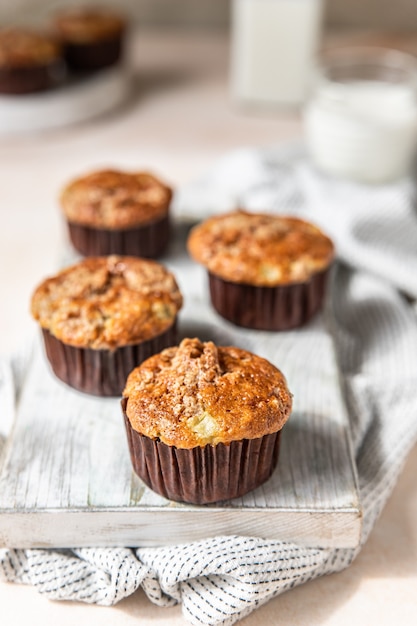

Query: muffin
left=187, top=210, right=335, bottom=330
left=31, top=255, right=183, bottom=396
left=53, top=7, right=126, bottom=71
left=60, top=169, right=173, bottom=258
left=0, top=28, right=64, bottom=94
left=122, top=337, right=293, bottom=504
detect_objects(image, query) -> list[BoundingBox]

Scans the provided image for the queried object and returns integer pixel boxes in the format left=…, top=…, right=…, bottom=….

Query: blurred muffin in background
left=53, top=6, right=126, bottom=71
left=60, top=169, right=173, bottom=258
left=0, top=27, right=64, bottom=94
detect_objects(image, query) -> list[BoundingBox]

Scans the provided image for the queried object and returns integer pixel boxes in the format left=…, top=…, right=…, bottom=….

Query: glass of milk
left=303, top=47, right=417, bottom=183
left=231, top=0, right=324, bottom=107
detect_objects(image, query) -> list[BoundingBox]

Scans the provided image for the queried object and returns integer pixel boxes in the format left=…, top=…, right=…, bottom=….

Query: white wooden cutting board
left=0, top=226, right=361, bottom=549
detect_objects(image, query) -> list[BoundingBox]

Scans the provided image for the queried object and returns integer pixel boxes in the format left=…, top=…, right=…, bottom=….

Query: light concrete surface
left=0, top=29, right=416, bottom=625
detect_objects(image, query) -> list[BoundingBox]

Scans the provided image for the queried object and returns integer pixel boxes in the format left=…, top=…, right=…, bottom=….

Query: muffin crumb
left=187, top=210, right=334, bottom=286
left=124, top=337, right=292, bottom=447
left=60, top=169, right=172, bottom=230
left=31, top=255, right=182, bottom=350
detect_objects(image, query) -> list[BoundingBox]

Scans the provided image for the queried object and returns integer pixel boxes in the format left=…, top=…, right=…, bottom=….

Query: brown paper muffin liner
left=67, top=213, right=170, bottom=258
left=41, top=321, right=177, bottom=396
left=122, top=397, right=282, bottom=504
left=0, top=61, right=63, bottom=94
left=63, top=36, right=124, bottom=71
left=208, top=267, right=331, bottom=331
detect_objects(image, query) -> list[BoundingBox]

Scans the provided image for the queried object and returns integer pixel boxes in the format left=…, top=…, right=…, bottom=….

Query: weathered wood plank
left=0, top=509, right=361, bottom=549
left=0, top=225, right=361, bottom=549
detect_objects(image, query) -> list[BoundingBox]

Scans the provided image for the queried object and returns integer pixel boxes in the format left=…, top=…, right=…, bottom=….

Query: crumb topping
left=0, top=29, right=61, bottom=67
left=54, top=9, right=125, bottom=43
left=60, top=169, right=172, bottom=229
left=31, top=256, right=183, bottom=350
left=124, top=337, right=293, bottom=448
left=187, top=210, right=335, bottom=286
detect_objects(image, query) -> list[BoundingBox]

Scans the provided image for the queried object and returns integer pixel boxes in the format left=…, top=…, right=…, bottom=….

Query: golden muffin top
left=60, top=169, right=172, bottom=230
left=0, top=28, right=61, bottom=68
left=31, top=255, right=183, bottom=350
left=187, top=210, right=335, bottom=286
left=54, top=8, right=126, bottom=43
left=123, top=337, right=293, bottom=448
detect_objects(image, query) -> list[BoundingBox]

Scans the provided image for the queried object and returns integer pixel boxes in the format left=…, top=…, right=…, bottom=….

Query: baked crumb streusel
left=124, top=337, right=292, bottom=448
left=60, top=169, right=172, bottom=230
left=54, top=9, right=125, bottom=43
left=187, top=210, right=335, bottom=286
left=0, top=28, right=61, bottom=68
left=31, top=255, right=183, bottom=350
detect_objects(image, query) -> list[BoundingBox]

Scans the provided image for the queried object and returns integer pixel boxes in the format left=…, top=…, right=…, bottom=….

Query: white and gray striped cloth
left=2, top=143, right=417, bottom=625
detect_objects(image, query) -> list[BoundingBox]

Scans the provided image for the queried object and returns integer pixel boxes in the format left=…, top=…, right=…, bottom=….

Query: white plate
left=0, top=65, right=130, bottom=134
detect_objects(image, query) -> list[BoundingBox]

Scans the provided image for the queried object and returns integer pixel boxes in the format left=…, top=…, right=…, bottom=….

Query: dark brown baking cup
left=63, top=36, right=124, bottom=71
left=0, top=60, right=64, bottom=94
left=122, top=397, right=282, bottom=504
left=41, top=321, right=177, bottom=396
left=67, top=213, right=170, bottom=258
left=208, top=267, right=331, bottom=331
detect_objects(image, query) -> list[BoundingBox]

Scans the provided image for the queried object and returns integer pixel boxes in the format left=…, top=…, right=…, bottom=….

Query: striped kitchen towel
left=2, top=143, right=417, bottom=625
